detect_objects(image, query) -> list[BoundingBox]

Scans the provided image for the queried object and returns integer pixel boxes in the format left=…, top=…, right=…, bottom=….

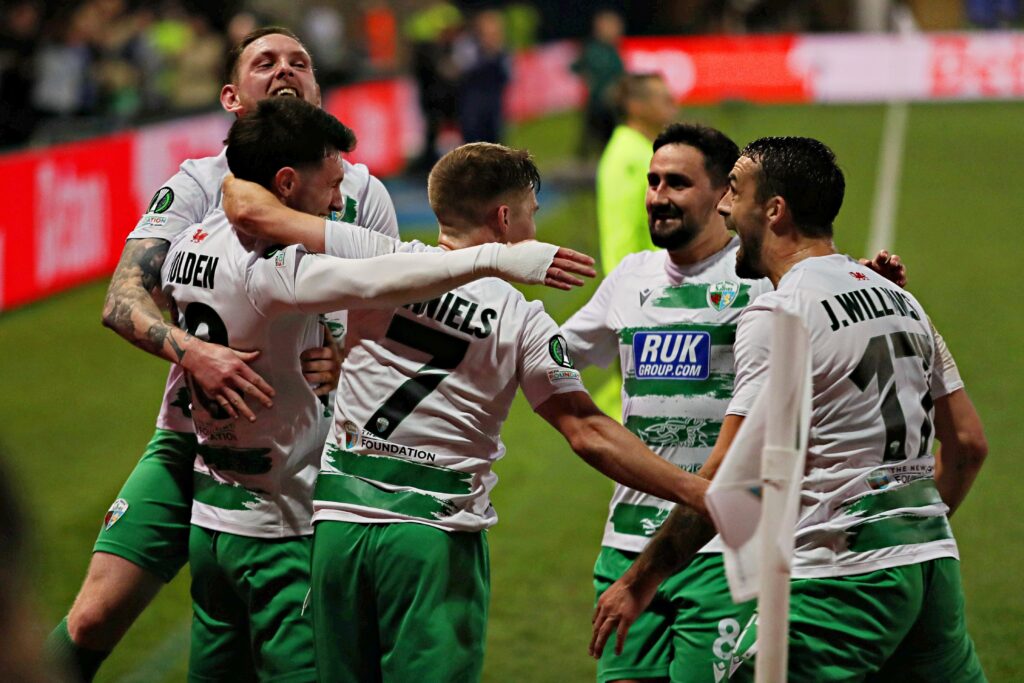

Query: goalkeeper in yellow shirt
left=592, top=72, right=678, bottom=418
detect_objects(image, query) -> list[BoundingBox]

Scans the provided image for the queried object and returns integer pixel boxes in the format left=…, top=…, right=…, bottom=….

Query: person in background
left=591, top=72, right=677, bottom=421
left=405, top=0, right=463, bottom=171
left=573, top=9, right=625, bottom=159
left=454, top=9, right=510, bottom=144
left=0, top=0, right=40, bottom=148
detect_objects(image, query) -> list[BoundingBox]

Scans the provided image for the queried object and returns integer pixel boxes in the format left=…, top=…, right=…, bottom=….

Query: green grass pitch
left=0, top=101, right=1021, bottom=681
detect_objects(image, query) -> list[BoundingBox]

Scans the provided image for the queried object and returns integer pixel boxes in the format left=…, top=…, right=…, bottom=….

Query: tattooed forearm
left=102, top=238, right=177, bottom=359
left=636, top=505, right=716, bottom=579
left=167, top=330, right=187, bottom=362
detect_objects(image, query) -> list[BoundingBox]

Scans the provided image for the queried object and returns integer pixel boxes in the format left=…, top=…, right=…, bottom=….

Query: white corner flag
left=705, top=310, right=811, bottom=683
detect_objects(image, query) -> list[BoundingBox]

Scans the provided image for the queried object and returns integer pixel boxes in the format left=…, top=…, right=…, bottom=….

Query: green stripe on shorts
left=610, top=503, right=671, bottom=537
left=193, top=472, right=263, bottom=510
left=326, top=445, right=472, bottom=495
left=314, top=472, right=454, bottom=520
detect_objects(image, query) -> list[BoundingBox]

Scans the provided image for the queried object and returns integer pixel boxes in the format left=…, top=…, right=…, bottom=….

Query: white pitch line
left=114, top=617, right=190, bottom=683
left=867, top=101, right=909, bottom=256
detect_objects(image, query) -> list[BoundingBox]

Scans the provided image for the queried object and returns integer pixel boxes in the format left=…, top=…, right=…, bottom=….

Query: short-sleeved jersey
left=161, top=208, right=336, bottom=538
left=311, top=275, right=587, bottom=533
left=727, top=254, right=962, bottom=578
left=129, top=149, right=399, bottom=435
left=561, top=241, right=774, bottom=553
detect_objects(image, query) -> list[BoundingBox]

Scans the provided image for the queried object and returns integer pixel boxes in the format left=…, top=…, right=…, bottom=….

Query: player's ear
left=766, top=195, right=786, bottom=232
left=221, top=83, right=242, bottom=114
left=274, top=167, right=299, bottom=198
left=495, top=204, right=511, bottom=241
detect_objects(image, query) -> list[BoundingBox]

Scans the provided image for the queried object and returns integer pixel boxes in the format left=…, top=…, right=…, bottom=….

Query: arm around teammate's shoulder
left=223, top=175, right=328, bottom=252
left=102, top=238, right=274, bottom=421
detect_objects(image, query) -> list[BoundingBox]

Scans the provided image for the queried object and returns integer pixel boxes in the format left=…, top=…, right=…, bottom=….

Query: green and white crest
left=147, top=187, right=175, bottom=214
left=707, top=280, right=740, bottom=311
left=548, top=335, right=574, bottom=368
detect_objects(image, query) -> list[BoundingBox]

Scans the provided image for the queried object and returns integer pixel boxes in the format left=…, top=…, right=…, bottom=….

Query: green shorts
left=667, top=553, right=757, bottom=683
left=593, top=546, right=692, bottom=682
left=311, top=520, right=489, bottom=683
left=93, top=429, right=196, bottom=582
left=188, top=525, right=315, bottom=683
left=676, top=556, right=985, bottom=683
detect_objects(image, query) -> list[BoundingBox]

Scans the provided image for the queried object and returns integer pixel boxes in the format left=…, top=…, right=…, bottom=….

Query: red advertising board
left=622, top=35, right=810, bottom=103
left=0, top=134, right=137, bottom=311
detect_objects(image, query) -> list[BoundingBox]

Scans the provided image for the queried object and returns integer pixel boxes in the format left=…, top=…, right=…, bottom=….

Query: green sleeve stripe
left=844, top=478, right=944, bottom=516
left=610, top=503, right=671, bottom=537
left=624, top=415, right=722, bottom=448
left=193, top=472, right=263, bottom=511
left=651, top=283, right=751, bottom=309
left=846, top=513, right=953, bottom=552
left=624, top=372, right=734, bottom=400
left=619, top=323, right=736, bottom=346
left=326, top=445, right=472, bottom=495
left=314, top=472, right=453, bottom=521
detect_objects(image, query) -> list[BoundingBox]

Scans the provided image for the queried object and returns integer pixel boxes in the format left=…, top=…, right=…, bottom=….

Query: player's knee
left=66, top=558, right=162, bottom=649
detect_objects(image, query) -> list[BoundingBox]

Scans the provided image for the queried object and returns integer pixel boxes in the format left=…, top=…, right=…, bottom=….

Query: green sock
left=45, top=617, right=111, bottom=682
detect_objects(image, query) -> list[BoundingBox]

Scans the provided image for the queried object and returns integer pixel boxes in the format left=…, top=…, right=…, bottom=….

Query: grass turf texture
left=0, top=101, right=1020, bottom=681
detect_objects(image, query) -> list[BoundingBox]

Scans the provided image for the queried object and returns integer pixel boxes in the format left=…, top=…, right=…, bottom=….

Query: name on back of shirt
left=166, top=251, right=219, bottom=290
left=820, top=285, right=920, bottom=332
left=403, top=292, right=497, bottom=339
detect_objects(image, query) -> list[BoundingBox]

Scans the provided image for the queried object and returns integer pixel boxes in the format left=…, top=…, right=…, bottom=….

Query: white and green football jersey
left=161, top=209, right=331, bottom=538
left=311, top=277, right=587, bottom=533
left=728, top=254, right=962, bottom=578
left=132, top=149, right=399, bottom=435
left=562, top=240, right=773, bottom=553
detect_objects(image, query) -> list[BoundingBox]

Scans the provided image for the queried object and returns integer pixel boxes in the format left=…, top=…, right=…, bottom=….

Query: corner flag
left=704, top=310, right=811, bottom=682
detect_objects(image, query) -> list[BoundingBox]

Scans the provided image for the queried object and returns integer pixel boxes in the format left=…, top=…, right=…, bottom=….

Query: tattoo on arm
left=637, top=505, right=716, bottom=578
left=102, top=238, right=175, bottom=357
left=168, top=332, right=187, bottom=362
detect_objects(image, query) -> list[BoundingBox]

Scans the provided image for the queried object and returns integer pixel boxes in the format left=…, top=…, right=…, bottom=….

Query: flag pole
left=754, top=312, right=807, bottom=683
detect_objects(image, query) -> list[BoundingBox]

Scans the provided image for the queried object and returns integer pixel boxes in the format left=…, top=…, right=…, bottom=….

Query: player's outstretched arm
left=933, top=388, right=988, bottom=517
left=102, top=239, right=274, bottom=420
left=225, top=174, right=597, bottom=288
left=535, top=390, right=708, bottom=509
left=262, top=242, right=593, bottom=316
left=588, top=413, right=744, bottom=658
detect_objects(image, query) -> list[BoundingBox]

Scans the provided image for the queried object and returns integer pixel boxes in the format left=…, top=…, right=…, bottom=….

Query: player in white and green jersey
left=299, top=142, right=715, bottom=683
left=591, top=137, right=987, bottom=682
left=46, top=27, right=400, bottom=683
left=166, top=101, right=594, bottom=681
left=563, top=123, right=770, bottom=683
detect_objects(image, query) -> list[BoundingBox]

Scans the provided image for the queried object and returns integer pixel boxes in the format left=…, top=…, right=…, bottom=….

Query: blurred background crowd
left=0, top=0, right=1019, bottom=151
